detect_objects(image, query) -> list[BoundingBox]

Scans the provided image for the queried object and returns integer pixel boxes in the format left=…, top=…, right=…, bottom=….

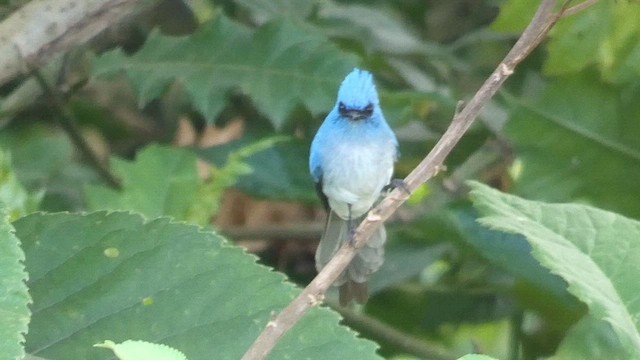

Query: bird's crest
left=337, top=68, right=379, bottom=109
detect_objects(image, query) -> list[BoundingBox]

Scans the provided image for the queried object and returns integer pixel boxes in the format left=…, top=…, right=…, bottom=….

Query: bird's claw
left=383, top=178, right=410, bottom=195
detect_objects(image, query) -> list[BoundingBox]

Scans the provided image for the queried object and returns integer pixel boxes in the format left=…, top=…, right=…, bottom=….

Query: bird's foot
left=383, top=178, right=410, bottom=195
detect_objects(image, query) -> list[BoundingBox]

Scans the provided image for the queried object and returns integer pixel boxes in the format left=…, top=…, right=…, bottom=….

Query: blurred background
left=1, top=0, right=639, bottom=359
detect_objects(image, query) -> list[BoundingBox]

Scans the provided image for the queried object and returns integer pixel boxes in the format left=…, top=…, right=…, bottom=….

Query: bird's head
left=336, top=68, right=380, bottom=122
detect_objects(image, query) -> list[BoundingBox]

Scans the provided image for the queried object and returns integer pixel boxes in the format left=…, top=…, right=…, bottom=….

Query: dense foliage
left=1, top=0, right=640, bottom=359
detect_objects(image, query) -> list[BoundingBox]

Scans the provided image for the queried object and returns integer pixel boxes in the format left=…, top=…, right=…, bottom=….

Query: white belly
left=321, top=141, right=395, bottom=219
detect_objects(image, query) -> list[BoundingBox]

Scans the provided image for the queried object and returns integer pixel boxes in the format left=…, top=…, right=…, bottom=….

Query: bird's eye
left=363, top=104, right=374, bottom=116
left=338, top=102, right=347, bottom=115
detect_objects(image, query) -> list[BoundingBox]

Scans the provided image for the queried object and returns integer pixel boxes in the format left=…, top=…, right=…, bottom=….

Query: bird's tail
left=315, top=210, right=386, bottom=306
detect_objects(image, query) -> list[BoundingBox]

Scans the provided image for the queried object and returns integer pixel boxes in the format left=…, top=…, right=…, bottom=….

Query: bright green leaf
left=0, top=210, right=30, bottom=360
left=94, top=340, right=188, bottom=360
left=469, top=181, right=640, bottom=358
left=18, top=211, right=381, bottom=359
left=85, top=145, right=199, bottom=220
left=93, top=15, right=358, bottom=127
left=457, top=354, right=499, bottom=360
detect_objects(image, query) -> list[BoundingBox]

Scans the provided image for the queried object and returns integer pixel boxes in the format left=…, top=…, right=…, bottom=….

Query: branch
left=241, top=0, right=589, bottom=358
left=30, top=68, right=122, bottom=189
left=0, top=0, right=158, bottom=88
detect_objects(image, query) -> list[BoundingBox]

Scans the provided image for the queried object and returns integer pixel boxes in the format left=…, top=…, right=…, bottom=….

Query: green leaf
left=457, top=354, right=499, bottom=360
left=0, top=125, right=97, bottom=211
left=552, top=315, right=628, bottom=360
left=94, top=340, right=188, bottom=360
left=0, top=210, right=30, bottom=360
left=453, top=209, right=581, bottom=323
left=469, top=181, right=640, bottom=358
left=93, top=15, right=358, bottom=127
left=505, top=73, right=640, bottom=218
left=544, top=1, right=640, bottom=82
left=85, top=145, right=199, bottom=220
left=18, top=211, right=381, bottom=359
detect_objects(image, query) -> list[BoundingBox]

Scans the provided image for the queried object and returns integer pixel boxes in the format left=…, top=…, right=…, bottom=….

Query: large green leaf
left=0, top=211, right=30, bottom=360
left=505, top=73, right=640, bottom=218
left=469, top=181, right=640, bottom=358
left=93, top=15, right=358, bottom=127
left=85, top=145, right=200, bottom=220
left=17, top=211, right=381, bottom=359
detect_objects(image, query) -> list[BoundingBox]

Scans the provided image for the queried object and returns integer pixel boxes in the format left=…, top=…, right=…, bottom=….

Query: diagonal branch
left=241, top=0, right=594, bottom=358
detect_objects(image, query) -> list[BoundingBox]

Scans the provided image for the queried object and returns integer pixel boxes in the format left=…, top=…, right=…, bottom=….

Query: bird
left=309, top=68, right=399, bottom=306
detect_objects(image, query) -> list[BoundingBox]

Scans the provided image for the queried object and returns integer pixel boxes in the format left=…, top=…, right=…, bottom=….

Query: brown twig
left=562, top=0, right=600, bottom=18
left=241, top=0, right=590, bottom=358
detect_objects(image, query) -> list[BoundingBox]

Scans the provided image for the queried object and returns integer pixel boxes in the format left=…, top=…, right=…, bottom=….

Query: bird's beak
left=344, top=110, right=367, bottom=121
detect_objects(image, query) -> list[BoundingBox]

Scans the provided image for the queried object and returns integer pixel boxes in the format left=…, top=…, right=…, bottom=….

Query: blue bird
left=309, top=68, right=399, bottom=305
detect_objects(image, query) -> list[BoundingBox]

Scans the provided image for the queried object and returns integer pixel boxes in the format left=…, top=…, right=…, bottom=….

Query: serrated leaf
left=505, top=73, right=640, bottom=218
left=469, top=181, right=640, bottom=358
left=0, top=210, right=30, bottom=360
left=18, top=211, right=381, bottom=359
left=95, top=340, right=188, bottom=360
left=93, top=16, right=358, bottom=127
left=85, top=145, right=199, bottom=220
